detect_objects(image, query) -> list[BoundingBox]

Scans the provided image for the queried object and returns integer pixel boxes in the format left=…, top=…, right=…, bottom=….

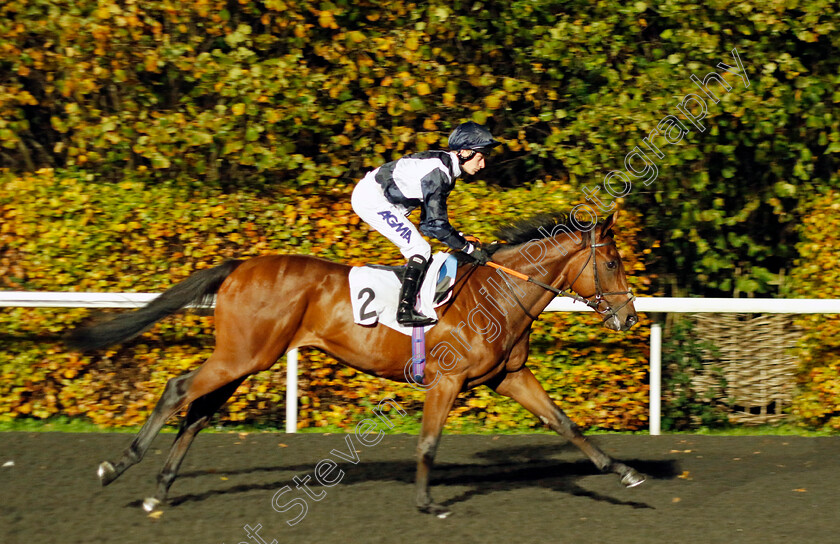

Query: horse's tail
left=67, top=259, right=244, bottom=351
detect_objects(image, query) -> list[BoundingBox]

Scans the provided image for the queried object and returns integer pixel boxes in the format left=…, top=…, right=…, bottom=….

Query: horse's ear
left=600, top=210, right=619, bottom=238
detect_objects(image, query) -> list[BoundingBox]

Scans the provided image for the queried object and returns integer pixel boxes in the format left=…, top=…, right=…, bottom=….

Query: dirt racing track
left=2, top=432, right=839, bottom=544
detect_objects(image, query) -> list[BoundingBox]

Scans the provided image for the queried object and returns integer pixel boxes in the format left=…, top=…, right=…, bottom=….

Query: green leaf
left=245, top=126, right=261, bottom=142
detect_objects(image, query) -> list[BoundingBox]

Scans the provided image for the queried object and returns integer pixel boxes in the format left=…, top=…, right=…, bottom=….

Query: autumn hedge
left=789, top=191, right=840, bottom=430
left=0, top=168, right=654, bottom=430
left=3, top=0, right=839, bottom=296
left=2, top=0, right=840, bottom=430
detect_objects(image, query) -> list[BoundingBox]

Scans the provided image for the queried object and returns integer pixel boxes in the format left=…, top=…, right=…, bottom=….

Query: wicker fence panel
left=688, top=313, right=800, bottom=424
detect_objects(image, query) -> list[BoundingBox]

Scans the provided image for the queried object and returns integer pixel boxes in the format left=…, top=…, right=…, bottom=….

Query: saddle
left=348, top=252, right=458, bottom=336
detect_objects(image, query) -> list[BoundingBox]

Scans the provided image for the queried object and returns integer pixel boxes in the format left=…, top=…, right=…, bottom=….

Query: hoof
left=620, top=469, right=646, bottom=488
left=97, top=461, right=117, bottom=486
left=143, top=497, right=161, bottom=513
left=418, top=503, right=452, bottom=519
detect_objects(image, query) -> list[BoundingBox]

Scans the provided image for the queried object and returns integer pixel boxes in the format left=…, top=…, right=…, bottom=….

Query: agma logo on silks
left=377, top=211, right=412, bottom=242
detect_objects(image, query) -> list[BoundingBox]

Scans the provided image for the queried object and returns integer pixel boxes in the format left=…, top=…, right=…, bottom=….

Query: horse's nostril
left=626, top=315, right=638, bottom=327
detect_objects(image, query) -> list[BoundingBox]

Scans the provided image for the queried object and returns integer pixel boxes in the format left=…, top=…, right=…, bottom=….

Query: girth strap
left=411, top=326, right=426, bottom=382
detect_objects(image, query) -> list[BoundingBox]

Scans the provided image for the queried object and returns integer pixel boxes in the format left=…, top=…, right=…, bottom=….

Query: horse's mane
left=493, top=212, right=575, bottom=245
left=486, top=212, right=588, bottom=256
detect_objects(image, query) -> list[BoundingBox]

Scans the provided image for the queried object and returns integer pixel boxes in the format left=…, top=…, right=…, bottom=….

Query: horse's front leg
left=491, top=366, right=645, bottom=487
left=416, top=374, right=464, bottom=517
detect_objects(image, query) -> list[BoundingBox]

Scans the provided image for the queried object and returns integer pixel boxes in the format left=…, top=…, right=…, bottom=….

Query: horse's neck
left=495, top=236, right=583, bottom=290
left=487, top=236, right=584, bottom=324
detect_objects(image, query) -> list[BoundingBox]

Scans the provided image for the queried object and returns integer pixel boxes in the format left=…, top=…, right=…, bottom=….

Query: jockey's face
left=459, top=150, right=486, bottom=175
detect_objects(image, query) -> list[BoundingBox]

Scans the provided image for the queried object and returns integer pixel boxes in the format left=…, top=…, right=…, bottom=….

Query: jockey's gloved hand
left=462, top=242, right=490, bottom=265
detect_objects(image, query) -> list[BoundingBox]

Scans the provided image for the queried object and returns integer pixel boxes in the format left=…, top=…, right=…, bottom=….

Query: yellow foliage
left=789, top=191, right=840, bottom=429
left=0, top=168, right=657, bottom=430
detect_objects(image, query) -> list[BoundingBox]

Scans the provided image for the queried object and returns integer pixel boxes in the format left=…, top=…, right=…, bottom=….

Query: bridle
left=486, top=235, right=636, bottom=324
left=560, top=237, right=636, bottom=323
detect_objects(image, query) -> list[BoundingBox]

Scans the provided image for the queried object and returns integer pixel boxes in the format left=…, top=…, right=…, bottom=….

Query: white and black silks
left=373, top=150, right=469, bottom=252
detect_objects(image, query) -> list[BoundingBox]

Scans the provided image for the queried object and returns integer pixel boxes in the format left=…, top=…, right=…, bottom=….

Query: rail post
left=649, top=323, right=662, bottom=435
left=285, top=348, right=298, bottom=433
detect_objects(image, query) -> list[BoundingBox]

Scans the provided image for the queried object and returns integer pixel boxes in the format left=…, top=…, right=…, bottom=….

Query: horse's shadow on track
left=142, top=442, right=679, bottom=511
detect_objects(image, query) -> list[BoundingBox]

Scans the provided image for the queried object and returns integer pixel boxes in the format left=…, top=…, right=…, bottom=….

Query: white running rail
left=3, top=291, right=839, bottom=434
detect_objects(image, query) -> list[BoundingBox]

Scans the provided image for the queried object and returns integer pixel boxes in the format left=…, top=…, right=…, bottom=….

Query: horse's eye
left=606, top=261, right=617, bottom=270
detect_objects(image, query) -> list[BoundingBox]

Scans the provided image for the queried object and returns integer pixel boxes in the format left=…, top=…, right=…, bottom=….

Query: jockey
left=351, top=121, right=499, bottom=327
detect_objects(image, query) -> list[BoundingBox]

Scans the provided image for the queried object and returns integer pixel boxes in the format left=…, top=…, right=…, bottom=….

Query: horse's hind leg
left=491, top=366, right=645, bottom=488
left=97, top=366, right=203, bottom=486
left=98, top=352, right=252, bottom=487
left=141, top=376, right=247, bottom=512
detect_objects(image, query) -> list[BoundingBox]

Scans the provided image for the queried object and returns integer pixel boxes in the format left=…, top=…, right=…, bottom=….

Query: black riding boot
left=397, top=255, right=436, bottom=327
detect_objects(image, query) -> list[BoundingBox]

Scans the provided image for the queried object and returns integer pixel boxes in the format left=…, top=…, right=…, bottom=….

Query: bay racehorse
left=68, top=211, right=645, bottom=516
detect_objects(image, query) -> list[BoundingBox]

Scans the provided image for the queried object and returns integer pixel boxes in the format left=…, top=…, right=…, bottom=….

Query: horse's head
left=566, top=212, right=638, bottom=331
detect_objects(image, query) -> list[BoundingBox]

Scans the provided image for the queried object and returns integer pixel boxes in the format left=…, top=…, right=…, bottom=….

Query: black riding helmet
left=448, top=122, right=501, bottom=159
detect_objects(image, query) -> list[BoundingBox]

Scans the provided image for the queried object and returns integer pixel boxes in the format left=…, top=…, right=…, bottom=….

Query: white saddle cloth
left=348, top=252, right=455, bottom=336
